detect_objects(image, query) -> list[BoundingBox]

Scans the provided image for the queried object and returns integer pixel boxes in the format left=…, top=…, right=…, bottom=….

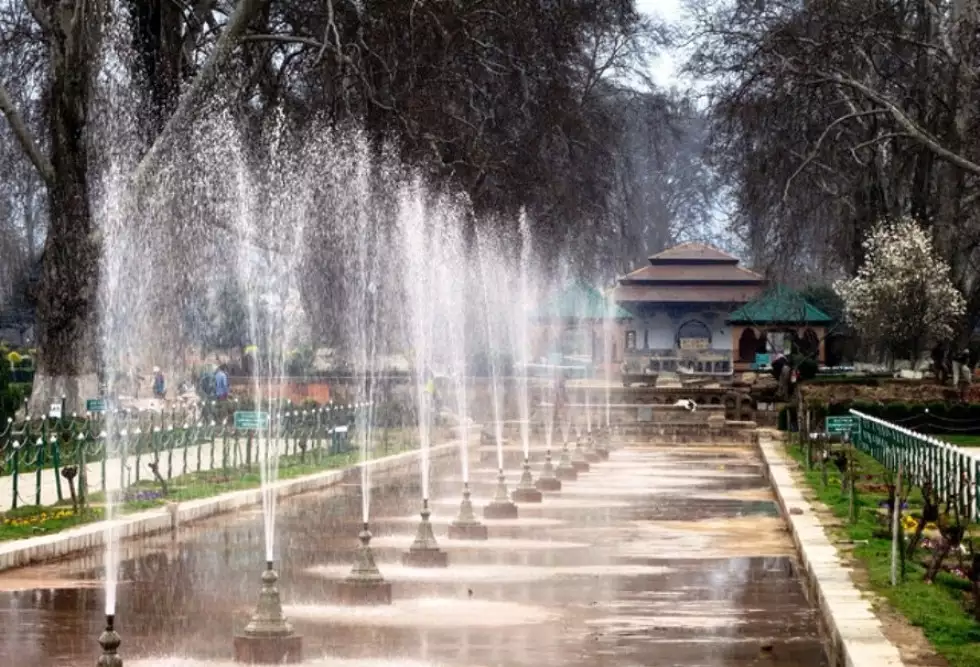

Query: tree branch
left=782, top=109, right=888, bottom=202
left=819, top=69, right=980, bottom=178
left=133, top=0, right=267, bottom=189
left=0, top=82, right=55, bottom=187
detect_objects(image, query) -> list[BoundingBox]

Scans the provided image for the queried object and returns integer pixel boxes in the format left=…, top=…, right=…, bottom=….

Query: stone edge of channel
left=0, top=442, right=459, bottom=573
left=757, top=429, right=907, bottom=667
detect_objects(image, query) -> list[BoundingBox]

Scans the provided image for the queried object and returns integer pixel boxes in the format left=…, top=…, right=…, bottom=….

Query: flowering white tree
left=834, top=218, right=966, bottom=363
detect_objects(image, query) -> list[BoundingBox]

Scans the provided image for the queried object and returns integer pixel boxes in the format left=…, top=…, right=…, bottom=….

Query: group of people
left=139, top=365, right=231, bottom=402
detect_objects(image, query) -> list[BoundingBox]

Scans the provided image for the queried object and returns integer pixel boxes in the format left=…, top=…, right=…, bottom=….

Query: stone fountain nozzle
left=98, top=614, right=122, bottom=667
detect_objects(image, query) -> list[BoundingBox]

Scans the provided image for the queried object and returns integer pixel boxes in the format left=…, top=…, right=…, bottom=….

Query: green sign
left=826, top=416, right=857, bottom=434
left=234, top=411, right=270, bottom=430
left=86, top=398, right=106, bottom=413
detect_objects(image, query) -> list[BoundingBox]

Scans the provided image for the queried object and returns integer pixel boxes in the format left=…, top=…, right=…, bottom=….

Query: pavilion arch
left=737, top=328, right=758, bottom=362
left=801, top=328, right=820, bottom=358
left=676, top=319, right=712, bottom=346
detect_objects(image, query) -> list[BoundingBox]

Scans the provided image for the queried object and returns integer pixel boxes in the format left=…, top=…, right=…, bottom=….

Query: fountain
left=570, top=435, right=591, bottom=473
left=335, top=523, right=393, bottom=605
left=555, top=440, right=579, bottom=481
left=400, top=185, right=449, bottom=567
left=448, top=482, right=489, bottom=538
left=478, top=231, right=519, bottom=520
left=97, top=615, right=122, bottom=667
left=511, top=216, right=542, bottom=504
left=233, top=562, right=303, bottom=664
left=594, top=426, right=611, bottom=460
left=583, top=429, right=602, bottom=463
left=513, top=456, right=544, bottom=502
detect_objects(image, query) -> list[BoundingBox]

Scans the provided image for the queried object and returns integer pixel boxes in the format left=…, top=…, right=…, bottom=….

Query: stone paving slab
left=758, top=431, right=907, bottom=667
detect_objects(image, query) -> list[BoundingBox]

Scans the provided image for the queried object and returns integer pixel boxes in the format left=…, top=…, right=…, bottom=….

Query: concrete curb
left=757, top=431, right=906, bottom=667
left=0, top=442, right=459, bottom=573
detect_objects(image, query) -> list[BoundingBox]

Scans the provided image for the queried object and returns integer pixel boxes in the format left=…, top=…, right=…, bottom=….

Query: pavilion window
left=625, top=330, right=636, bottom=351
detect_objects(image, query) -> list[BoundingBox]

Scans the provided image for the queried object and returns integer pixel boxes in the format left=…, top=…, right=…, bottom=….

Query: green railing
left=850, top=409, right=980, bottom=520
left=0, top=403, right=370, bottom=510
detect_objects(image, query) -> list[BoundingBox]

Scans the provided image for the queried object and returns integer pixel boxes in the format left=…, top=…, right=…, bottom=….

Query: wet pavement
left=0, top=440, right=827, bottom=667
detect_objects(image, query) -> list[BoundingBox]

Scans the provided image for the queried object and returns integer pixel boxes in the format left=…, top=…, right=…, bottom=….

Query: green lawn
left=786, top=442, right=980, bottom=667
left=942, top=435, right=980, bottom=447
left=0, top=440, right=415, bottom=543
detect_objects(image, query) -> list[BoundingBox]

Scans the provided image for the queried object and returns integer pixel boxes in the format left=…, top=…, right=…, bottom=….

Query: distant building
left=533, top=242, right=833, bottom=377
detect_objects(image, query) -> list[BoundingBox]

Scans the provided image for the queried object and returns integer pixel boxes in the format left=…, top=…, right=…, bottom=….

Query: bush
left=790, top=354, right=818, bottom=381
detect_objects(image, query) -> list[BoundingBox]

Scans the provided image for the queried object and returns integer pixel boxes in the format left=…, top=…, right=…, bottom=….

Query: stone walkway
left=758, top=430, right=906, bottom=666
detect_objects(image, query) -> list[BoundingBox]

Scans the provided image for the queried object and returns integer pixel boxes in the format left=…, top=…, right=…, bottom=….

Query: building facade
left=532, top=243, right=832, bottom=377
left=611, top=243, right=829, bottom=375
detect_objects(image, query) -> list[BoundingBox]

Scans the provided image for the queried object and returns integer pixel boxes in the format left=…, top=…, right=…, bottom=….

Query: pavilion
left=609, top=243, right=832, bottom=375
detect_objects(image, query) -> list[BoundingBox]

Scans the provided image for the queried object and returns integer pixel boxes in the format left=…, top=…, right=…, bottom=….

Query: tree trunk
left=29, top=22, right=100, bottom=415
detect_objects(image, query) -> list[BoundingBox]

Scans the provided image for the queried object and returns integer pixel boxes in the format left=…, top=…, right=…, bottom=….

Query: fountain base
left=484, top=470, right=519, bottom=519
left=535, top=476, right=562, bottom=491
left=336, top=524, right=393, bottom=605
left=585, top=451, right=601, bottom=463
left=556, top=465, right=578, bottom=481
left=234, top=565, right=303, bottom=664
left=512, top=459, right=543, bottom=502
left=448, top=521, right=490, bottom=540
left=402, top=547, right=449, bottom=568
left=571, top=459, right=591, bottom=473
left=401, top=500, right=449, bottom=568
left=234, top=635, right=303, bottom=664
left=334, top=579, right=393, bottom=605
left=447, top=484, right=489, bottom=540
left=484, top=500, right=519, bottom=519
left=596, top=447, right=610, bottom=460
left=512, top=486, right=543, bottom=502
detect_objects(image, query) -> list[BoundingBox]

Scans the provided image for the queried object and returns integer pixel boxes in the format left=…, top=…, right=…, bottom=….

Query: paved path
left=0, top=439, right=238, bottom=509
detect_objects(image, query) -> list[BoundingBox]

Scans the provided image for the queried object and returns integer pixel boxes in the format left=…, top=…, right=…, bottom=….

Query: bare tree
left=689, top=0, right=980, bottom=339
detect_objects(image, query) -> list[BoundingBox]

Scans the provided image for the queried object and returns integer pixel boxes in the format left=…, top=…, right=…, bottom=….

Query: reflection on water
left=0, top=446, right=827, bottom=667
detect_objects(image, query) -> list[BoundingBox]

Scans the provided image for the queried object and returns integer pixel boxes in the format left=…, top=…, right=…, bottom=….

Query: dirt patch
left=788, top=463, right=948, bottom=667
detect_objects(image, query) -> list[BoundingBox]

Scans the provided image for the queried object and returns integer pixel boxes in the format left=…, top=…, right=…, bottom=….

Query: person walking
left=215, top=365, right=230, bottom=401
left=152, top=367, right=166, bottom=399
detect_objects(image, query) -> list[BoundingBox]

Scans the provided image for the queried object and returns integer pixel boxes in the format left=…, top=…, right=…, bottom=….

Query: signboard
left=49, top=402, right=62, bottom=419
left=755, top=353, right=771, bottom=366
left=234, top=411, right=270, bottom=430
left=679, top=337, right=709, bottom=350
left=826, top=416, right=857, bottom=434
left=86, top=398, right=106, bottom=413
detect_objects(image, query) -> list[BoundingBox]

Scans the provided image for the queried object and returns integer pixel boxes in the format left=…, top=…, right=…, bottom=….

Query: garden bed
left=786, top=441, right=980, bottom=667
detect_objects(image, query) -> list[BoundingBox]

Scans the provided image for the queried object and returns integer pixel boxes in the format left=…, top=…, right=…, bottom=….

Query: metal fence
left=0, top=403, right=369, bottom=511
left=850, top=409, right=980, bottom=521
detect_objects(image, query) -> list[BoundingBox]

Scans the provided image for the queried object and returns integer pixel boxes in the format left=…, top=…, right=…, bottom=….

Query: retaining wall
left=757, top=430, right=905, bottom=667
left=0, top=442, right=460, bottom=573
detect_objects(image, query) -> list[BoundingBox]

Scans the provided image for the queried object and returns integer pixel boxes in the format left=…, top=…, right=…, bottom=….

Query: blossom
left=834, top=218, right=965, bottom=357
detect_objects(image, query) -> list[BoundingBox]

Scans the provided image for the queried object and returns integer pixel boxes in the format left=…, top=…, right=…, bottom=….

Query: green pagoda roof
left=536, top=282, right=631, bottom=319
left=727, top=285, right=833, bottom=324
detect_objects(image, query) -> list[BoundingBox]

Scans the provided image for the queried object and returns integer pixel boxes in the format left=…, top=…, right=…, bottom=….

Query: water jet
left=233, top=562, right=302, bottom=664
left=402, top=499, right=449, bottom=567
left=484, top=470, right=519, bottom=519
left=448, top=483, right=489, bottom=540
left=335, top=523, right=393, bottom=605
